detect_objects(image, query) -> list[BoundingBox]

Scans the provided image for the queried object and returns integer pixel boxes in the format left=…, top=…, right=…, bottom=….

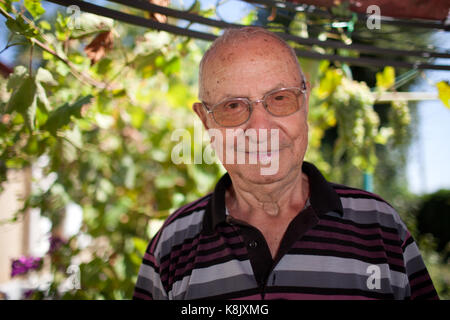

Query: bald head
left=198, top=27, right=304, bottom=100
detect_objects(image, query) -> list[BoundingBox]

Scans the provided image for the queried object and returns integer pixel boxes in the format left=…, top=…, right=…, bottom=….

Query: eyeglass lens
left=212, top=88, right=303, bottom=127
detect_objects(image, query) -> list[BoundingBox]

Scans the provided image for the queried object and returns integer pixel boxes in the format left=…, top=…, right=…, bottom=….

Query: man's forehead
left=207, top=35, right=288, bottom=62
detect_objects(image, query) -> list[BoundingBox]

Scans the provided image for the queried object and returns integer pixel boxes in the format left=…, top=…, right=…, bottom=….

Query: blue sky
left=1, top=0, right=449, bottom=195
left=407, top=32, right=450, bottom=194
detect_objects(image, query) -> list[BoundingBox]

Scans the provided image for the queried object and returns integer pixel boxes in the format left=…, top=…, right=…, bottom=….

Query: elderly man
left=133, top=27, right=438, bottom=300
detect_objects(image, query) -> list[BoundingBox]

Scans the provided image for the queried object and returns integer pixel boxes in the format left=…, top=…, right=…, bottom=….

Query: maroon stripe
left=401, top=232, right=412, bottom=249
left=409, top=273, right=432, bottom=288
left=133, top=291, right=152, bottom=300
left=159, top=232, right=242, bottom=270
left=162, top=246, right=248, bottom=284
left=411, top=283, right=438, bottom=299
left=292, top=241, right=405, bottom=266
left=150, top=197, right=210, bottom=252
left=307, top=229, right=403, bottom=255
left=231, top=294, right=261, bottom=300
left=143, top=252, right=158, bottom=265
left=335, top=188, right=384, bottom=201
left=160, top=236, right=202, bottom=271
left=318, top=219, right=400, bottom=241
left=264, top=293, right=376, bottom=300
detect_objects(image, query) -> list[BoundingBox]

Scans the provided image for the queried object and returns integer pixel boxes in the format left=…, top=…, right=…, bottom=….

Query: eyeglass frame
left=201, top=81, right=308, bottom=127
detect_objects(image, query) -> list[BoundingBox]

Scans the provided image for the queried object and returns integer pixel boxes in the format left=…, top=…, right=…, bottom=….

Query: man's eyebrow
left=208, top=83, right=290, bottom=104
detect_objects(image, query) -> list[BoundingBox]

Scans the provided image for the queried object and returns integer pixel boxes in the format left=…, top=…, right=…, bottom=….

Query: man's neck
left=225, top=168, right=309, bottom=222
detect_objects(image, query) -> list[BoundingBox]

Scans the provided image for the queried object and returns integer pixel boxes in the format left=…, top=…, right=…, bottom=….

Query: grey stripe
left=276, top=254, right=408, bottom=288
left=338, top=199, right=408, bottom=240
left=169, top=259, right=256, bottom=299
left=403, top=240, right=421, bottom=264
left=339, top=207, right=402, bottom=227
left=136, top=264, right=168, bottom=300
left=273, top=270, right=405, bottom=296
left=175, top=274, right=257, bottom=300
left=340, top=197, right=403, bottom=219
left=155, top=209, right=205, bottom=259
left=405, top=254, right=428, bottom=277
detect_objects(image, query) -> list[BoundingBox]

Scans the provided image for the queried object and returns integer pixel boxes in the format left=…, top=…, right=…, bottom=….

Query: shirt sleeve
left=133, top=241, right=168, bottom=300
left=401, top=231, right=439, bottom=300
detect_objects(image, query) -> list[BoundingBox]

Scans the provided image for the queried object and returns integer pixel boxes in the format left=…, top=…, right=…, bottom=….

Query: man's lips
left=236, top=150, right=280, bottom=164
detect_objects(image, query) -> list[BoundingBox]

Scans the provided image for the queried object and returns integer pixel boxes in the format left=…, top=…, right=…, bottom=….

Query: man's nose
left=246, top=101, right=273, bottom=130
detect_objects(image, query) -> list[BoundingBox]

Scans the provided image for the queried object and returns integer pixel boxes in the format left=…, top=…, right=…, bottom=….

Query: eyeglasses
left=201, top=82, right=307, bottom=127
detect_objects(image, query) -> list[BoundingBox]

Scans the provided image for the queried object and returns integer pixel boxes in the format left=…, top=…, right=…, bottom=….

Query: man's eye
left=274, top=95, right=286, bottom=101
left=226, top=102, right=240, bottom=109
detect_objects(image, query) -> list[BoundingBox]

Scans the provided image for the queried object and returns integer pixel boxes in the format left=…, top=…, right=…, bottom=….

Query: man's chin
left=225, top=162, right=287, bottom=185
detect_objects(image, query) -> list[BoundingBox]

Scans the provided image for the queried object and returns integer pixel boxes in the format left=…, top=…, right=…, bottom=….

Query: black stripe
left=411, top=278, right=434, bottom=292
left=167, top=241, right=246, bottom=274
left=414, top=288, right=439, bottom=300
left=158, top=227, right=242, bottom=264
left=198, top=287, right=262, bottom=300
left=133, top=286, right=153, bottom=300
left=319, top=214, right=399, bottom=235
left=401, top=234, right=415, bottom=251
left=288, top=248, right=406, bottom=273
left=265, top=286, right=395, bottom=300
left=312, top=224, right=402, bottom=246
left=408, top=268, right=429, bottom=281
left=301, top=235, right=404, bottom=260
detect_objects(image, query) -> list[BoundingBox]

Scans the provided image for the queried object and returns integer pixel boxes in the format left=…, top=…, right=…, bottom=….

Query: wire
left=243, top=0, right=450, bottom=31
left=106, top=0, right=450, bottom=59
left=42, top=0, right=450, bottom=70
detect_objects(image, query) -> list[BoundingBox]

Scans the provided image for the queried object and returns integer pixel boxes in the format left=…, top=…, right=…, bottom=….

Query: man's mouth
left=240, top=150, right=280, bottom=164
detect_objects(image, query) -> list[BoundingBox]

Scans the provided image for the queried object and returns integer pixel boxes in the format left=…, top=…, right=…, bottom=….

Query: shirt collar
left=202, top=161, right=343, bottom=235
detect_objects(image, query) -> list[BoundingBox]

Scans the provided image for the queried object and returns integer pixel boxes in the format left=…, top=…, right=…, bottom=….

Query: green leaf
left=0, top=0, right=20, bottom=12
left=376, top=66, right=395, bottom=91
left=436, top=81, right=450, bottom=109
left=36, top=67, right=58, bottom=85
left=132, top=237, right=148, bottom=256
left=24, top=0, right=45, bottom=18
left=5, top=76, right=37, bottom=130
left=5, top=15, right=38, bottom=38
left=36, top=82, right=51, bottom=113
left=7, top=66, right=29, bottom=91
left=43, top=95, right=93, bottom=135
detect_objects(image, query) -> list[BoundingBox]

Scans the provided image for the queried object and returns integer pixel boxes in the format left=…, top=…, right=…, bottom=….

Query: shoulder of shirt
left=329, top=182, right=409, bottom=233
left=147, top=193, right=212, bottom=257
left=330, top=182, right=393, bottom=207
left=162, top=192, right=212, bottom=228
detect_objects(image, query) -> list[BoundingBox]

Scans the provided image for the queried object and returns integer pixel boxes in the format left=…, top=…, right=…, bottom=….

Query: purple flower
left=48, top=235, right=66, bottom=254
left=11, top=256, right=42, bottom=277
left=23, top=289, right=34, bottom=299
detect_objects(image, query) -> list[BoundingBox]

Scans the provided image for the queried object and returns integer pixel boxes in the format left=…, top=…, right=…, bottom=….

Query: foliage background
left=0, top=0, right=448, bottom=299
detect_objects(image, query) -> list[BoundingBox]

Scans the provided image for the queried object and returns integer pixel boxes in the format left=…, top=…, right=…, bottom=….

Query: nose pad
left=248, top=100, right=271, bottom=127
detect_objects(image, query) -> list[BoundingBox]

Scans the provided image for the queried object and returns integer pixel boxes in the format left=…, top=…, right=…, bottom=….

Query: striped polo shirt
left=133, top=161, right=438, bottom=300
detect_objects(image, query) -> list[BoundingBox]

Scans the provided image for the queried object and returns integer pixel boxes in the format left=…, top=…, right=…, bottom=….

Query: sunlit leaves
left=5, top=14, right=39, bottom=38
left=24, top=0, right=45, bottom=18
left=376, top=66, right=395, bottom=91
left=0, top=0, right=20, bottom=12
left=436, top=81, right=450, bottom=109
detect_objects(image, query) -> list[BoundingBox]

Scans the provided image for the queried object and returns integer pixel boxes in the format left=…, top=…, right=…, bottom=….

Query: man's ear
left=304, top=81, right=311, bottom=115
left=193, top=102, right=210, bottom=130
